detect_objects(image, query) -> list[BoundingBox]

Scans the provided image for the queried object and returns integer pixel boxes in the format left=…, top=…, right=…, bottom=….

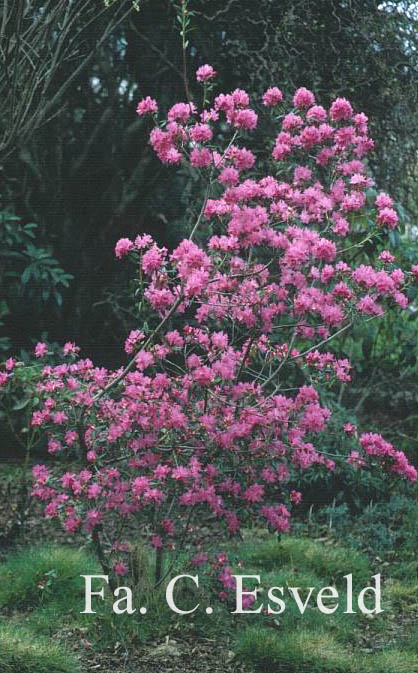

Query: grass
left=384, top=579, right=418, bottom=610
left=0, top=544, right=99, bottom=610
left=363, top=649, right=418, bottom=673
left=222, top=533, right=375, bottom=643
left=237, top=628, right=356, bottom=672
left=236, top=627, right=418, bottom=673
left=0, top=545, right=99, bottom=673
left=233, top=533, right=418, bottom=672
left=0, top=623, right=79, bottom=673
left=242, top=534, right=371, bottom=585
left=404, top=628, right=418, bottom=653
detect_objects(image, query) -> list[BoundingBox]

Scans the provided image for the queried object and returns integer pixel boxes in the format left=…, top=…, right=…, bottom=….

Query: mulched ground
left=83, top=636, right=246, bottom=673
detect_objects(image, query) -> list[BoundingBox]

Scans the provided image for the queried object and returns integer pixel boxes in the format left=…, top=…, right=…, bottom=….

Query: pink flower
left=218, top=566, right=236, bottom=589
left=201, top=108, right=219, bottom=123
left=230, top=146, right=256, bottom=170
left=150, top=128, right=182, bottom=164
left=35, top=342, right=49, bottom=358
left=136, top=350, right=154, bottom=371
left=347, top=451, right=365, bottom=468
left=165, top=330, right=184, bottom=347
left=243, top=484, right=264, bottom=503
left=242, top=593, right=256, bottom=610
left=196, top=64, right=217, bottom=82
left=64, top=430, right=76, bottom=446
left=262, top=87, right=283, bottom=106
left=312, top=238, right=336, bottom=262
left=300, top=125, right=321, bottom=149
left=5, top=358, right=16, bottom=372
left=86, top=509, right=102, bottom=530
left=136, top=96, right=158, bottom=116
left=190, top=147, right=212, bottom=168
left=47, top=439, right=61, bottom=455
left=229, top=108, right=258, bottom=130
left=379, top=250, right=395, bottom=264
left=344, top=423, right=357, bottom=435
left=150, top=535, right=163, bottom=549
left=191, top=552, right=208, bottom=566
left=214, top=93, right=234, bottom=113
left=113, top=562, right=129, bottom=576
left=134, top=233, right=153, bottom=250
left=115, top=238, right=134, bottom=259
left=185, top=270, right=209, bottom=297
left=0, top=372, right=8, bottom=386
left=357, top=295, right=383, bottom=316
left=293, top=87, right=315, bottom=109
left=168, top=102, right=196, bottom=123
left=218, top=167, right=239, bottom=186
left=282, top=113, right=303, bottom=131
left=272, top=133, right=292, bottom=161
left=307, top=105, right=327, bottom=121
left=53, top=411, right=68, bottom=425
left=190, top=123, right=213, bottom=143
left=124, top=329, right=145, bottom=354
left=376, top=192, right=393, bottom=209
left=211, top=331, right=228, bottom=349
left=65, top=517, right=81, bottom=533
left=142, top=245, right=166, bottom=274
left=350, top=174, right=374, bottom=188
left=33, top=464, right=50, bottom=483
left=354, top=112, right=368, bottom=133
left=63, top=342, right=80, bottom=356
left=162, top=519, right=175, bottom=535
left=330, top=97, right=353, bottom=121
left=231, top=88, right=250, bottom=107
left=377, top=207, right=398, bottom=229
left=87, top=483, right=102, bottom=499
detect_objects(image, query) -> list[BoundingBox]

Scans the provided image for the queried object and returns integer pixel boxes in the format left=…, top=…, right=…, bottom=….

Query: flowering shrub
left=2, top=67, right=417, bottom=584
left=189, top=550, right=257, bottom=610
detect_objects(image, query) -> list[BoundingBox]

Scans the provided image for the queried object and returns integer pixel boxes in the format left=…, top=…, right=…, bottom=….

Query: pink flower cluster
left=359, top=433, right=417, bottom=482
left=2, top=74, right=414, bottom=582
left=196, top=64, right=217, bottom=82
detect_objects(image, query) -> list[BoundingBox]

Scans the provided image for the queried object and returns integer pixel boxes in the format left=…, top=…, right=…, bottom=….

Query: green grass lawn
left=232, top=532, right=418, bottom=672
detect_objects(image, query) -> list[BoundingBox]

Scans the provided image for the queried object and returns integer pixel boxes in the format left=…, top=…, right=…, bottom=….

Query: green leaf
left=0, top=300, right=10, bottom=317
left=39, top=258, right=59, bottom=266
left=388, top=230, right=401, bottom=248
left=0, top=250, right=25, bottom=260
left=21, top=265, right=34, bottom=284
left=12, top=397, right=32, bottom=411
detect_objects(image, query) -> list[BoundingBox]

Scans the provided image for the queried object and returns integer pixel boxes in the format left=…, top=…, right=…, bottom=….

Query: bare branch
left=0, top=0, right=135, bottom=161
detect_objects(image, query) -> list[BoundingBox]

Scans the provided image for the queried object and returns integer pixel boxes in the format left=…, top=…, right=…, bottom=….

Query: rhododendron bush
left=2, top=68, right=417, bottom=585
